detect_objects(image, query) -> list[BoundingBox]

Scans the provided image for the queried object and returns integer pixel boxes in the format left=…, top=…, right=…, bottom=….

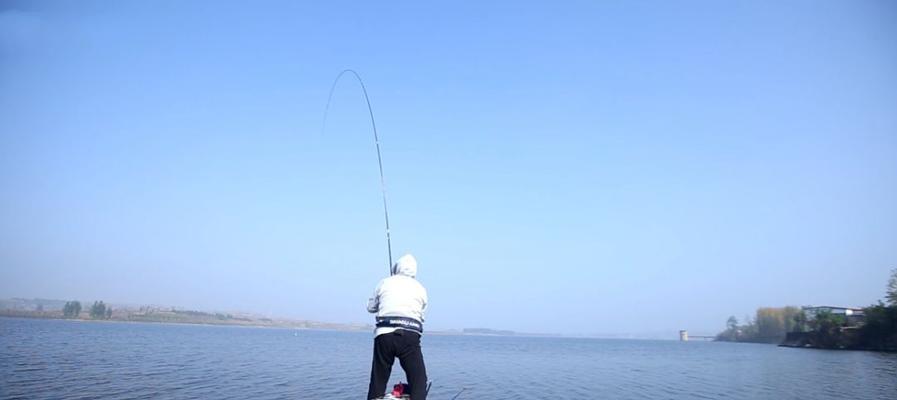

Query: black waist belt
left=376, top=316, right=423, bottom=333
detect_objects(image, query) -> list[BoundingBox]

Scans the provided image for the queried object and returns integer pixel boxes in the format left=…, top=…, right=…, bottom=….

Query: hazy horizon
left=2, top=1, right=896, bottom=336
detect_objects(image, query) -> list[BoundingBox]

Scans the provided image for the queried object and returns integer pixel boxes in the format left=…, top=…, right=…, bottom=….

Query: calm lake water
left=2, top=317, right=896, bottom=399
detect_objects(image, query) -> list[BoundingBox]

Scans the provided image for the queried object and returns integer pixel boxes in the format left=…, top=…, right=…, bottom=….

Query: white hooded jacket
left=367, top=254, right=428, bottom=337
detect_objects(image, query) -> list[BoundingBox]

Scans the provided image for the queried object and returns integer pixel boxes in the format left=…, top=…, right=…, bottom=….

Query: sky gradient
left=2, top=0, right=896, bottom=336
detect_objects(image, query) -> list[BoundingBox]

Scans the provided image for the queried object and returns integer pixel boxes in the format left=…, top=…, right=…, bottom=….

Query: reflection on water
left=2, top=317, right=896, bottom=399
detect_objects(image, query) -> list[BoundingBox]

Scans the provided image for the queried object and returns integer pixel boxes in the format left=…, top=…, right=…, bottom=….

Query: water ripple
left=2, top=318, right=896, bottom=399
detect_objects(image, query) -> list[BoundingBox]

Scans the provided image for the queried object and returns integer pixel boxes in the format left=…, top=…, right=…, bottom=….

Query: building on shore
left=802, top=305, right=866, bottom=326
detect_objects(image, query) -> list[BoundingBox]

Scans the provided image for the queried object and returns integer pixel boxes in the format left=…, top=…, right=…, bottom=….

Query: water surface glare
left=2, top=318, right=896, bottom=399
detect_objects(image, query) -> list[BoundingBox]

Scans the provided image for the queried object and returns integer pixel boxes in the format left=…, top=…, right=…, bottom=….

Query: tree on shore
left=887, top=268, right=897, bottom=306
left=716, top=316, right=740, bottom=341
left=63, top=301, right=82, bottom=318
left=808, top=310, right=846, bottom=348
left=727, top=316, right=738, bottom=332
left=792, top=309, right=809, bottom=333
left=90, top=301, right=109, bottom=320
left=717, top=307, right=802, bottom=343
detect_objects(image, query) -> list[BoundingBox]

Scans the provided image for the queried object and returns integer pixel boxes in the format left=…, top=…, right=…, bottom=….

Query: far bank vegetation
left=717, top=268, right=897, bottom=352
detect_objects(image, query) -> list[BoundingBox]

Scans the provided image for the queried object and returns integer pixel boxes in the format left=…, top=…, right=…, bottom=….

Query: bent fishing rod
left=322, top=69, right=393, bottom=274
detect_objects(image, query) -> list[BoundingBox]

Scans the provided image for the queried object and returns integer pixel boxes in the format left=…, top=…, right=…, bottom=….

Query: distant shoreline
left=0, top=298, right=548, bottom=337
left=0, top=298, right=685, bottom=340
left=0, top=307, right=371, bottom=332
left=0, top=314, right=369, bottom=332
left=0, top=313, right=568, bottom=340
left=0, top=313, right=562, bottom=338
left=0, top=313, right=712, bottom=341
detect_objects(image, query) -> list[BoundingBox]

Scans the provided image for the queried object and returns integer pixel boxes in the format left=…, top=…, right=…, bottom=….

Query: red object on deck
left=391, top=383, right=406, bottom=397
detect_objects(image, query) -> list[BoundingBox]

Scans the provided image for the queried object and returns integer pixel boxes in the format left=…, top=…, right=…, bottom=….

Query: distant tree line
left=90, top=301, right=112, bottom=320
left=716, top=306, right=803, bottom=343
left=717, top=268, right=897, bottom=351
left=63, top=301, right=81, bottom=318
left=61, top=300, right=113, bottom=320
left=781, top=304, right=897, bottom=351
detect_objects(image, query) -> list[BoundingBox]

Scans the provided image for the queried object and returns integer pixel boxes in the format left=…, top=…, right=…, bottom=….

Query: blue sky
left=1, top=0, right=895, bottom=336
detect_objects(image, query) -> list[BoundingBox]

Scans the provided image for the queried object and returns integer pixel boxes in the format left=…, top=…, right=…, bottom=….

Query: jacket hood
left=391, top=254, right=417, bottom=278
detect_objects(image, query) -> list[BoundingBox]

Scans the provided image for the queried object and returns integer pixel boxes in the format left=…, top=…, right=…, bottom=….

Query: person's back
left=366, top=254, right=428, bottom=400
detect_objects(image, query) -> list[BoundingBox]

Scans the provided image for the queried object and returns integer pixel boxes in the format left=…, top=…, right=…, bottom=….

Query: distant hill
left=0, top=298, right=556, bottom=337
left=0, top=298, right=370, bottom=331
left=462, top=328, right=516, bottom=336
left=0, top=298, right=67, bottom=312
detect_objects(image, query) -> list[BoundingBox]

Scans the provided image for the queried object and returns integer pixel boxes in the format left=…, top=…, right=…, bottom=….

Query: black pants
left=367, top=330, right=427, bottom=400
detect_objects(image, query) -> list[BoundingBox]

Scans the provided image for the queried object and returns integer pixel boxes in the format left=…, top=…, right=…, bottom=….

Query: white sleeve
left=420, top=287, right=428, bottom=322
left=366, top=281, right=382, bottom=313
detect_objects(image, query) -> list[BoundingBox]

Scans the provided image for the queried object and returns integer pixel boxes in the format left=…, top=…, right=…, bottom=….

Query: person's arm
left=366, top=282, right=382, bottom=313
left=419, top=287, right=428, bottom=322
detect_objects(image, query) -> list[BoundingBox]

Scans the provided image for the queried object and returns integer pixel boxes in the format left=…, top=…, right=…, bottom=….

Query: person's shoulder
left=379, top=275, right=403, bottom=287
left=375, top=276, right=392, bottom=289
left=414, top=279, right=427, bottom=292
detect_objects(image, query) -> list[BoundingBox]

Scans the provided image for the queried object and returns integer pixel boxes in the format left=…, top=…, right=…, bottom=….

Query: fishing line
left=322, top=69, right=393, bottom=274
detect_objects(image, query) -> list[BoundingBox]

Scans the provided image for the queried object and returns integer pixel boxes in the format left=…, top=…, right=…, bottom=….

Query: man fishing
left=366, top=254, right=429, bottom=400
